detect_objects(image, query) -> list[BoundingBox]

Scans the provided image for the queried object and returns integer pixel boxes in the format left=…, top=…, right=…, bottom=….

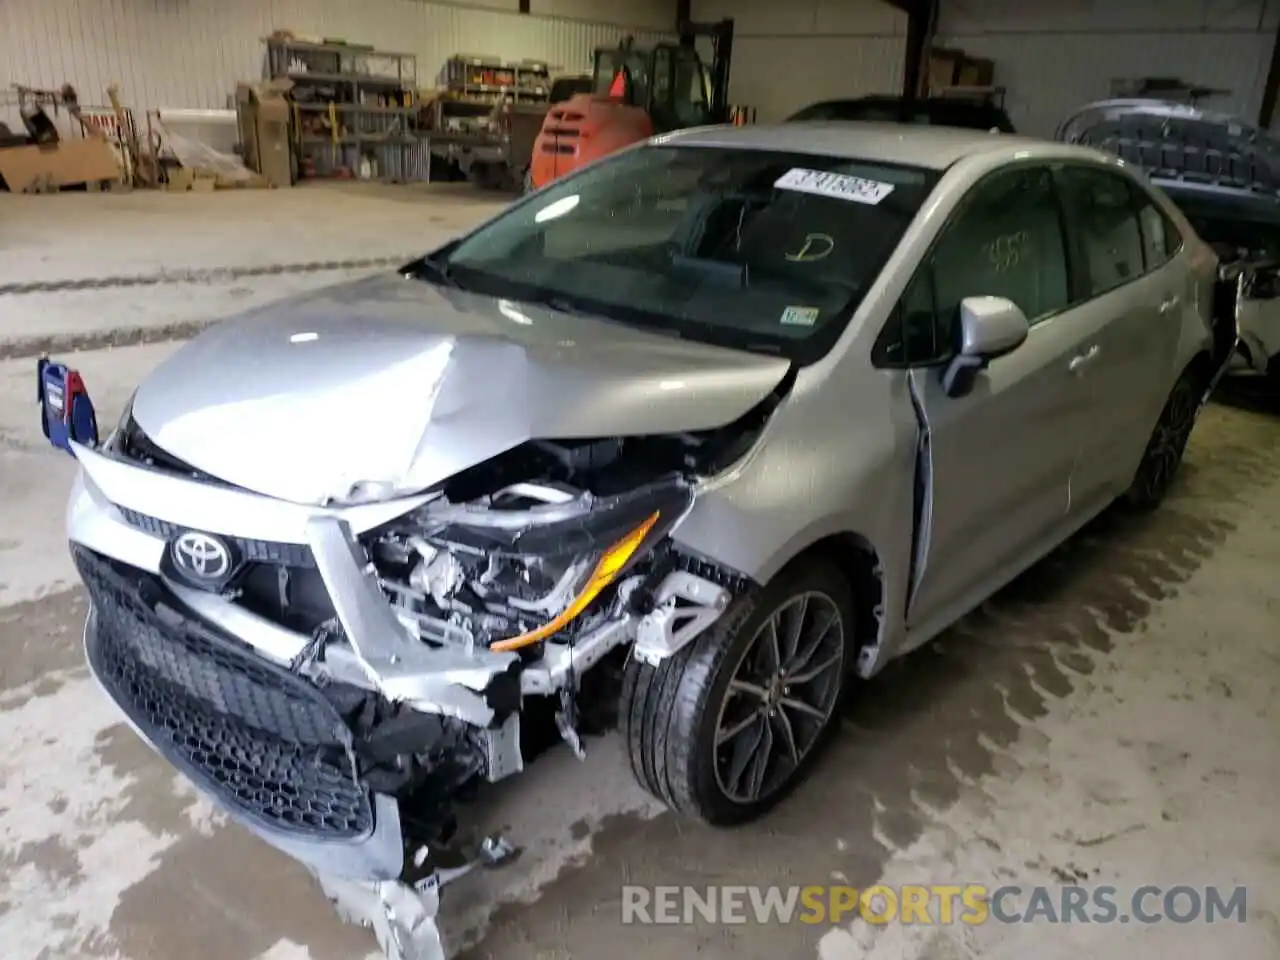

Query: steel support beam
left=1259, top=14, right=1280, bottom=128
left=676, top=0, right=691, bottom=31
left=900, top=0, right=936, bottom=100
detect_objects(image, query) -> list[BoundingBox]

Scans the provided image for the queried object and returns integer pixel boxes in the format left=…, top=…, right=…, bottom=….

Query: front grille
left=75, top=547, right=373, bottom=840
left=116, top=507, right=316, bottom=568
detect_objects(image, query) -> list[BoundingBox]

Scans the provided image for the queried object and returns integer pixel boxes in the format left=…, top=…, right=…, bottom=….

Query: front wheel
left=1123, top=368, right=1202, bottom=511
left=622, top=558, right=853, bottom=826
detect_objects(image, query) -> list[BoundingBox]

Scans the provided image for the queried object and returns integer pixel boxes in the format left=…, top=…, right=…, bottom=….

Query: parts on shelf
left=442, top=53, right=554, bottom=104
left=263, top=33, right=427, bottom=182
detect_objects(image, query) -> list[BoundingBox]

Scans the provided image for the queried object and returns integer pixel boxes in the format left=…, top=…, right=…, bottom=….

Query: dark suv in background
left=787, top=94, right=1016, bottom=133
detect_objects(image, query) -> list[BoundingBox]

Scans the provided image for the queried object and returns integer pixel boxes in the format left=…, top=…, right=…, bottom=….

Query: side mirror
left=941, top=296, right=1030, bottom=398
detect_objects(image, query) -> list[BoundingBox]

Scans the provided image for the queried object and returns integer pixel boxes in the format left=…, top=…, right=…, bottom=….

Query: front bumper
left=78, top=546, right=406, bottom=880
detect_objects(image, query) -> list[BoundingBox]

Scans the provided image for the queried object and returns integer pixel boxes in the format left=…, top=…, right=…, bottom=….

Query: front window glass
left=671, top=46, right=711, bottom=126
left=932, top=166, right=1070, bottom=327
left=433, top=145, right=938, bottom=360
left=595, top=48, right=649, bottom=104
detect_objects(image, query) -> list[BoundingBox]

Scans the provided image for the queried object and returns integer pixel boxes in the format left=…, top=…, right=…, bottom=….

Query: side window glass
left=932, top=166, right=1070, bottom=330
left=1163, top=216, right=1184, bottom=258
left=1059, top=167, right=1145, bottom=295
left=1131, top=186, right=1183, bottom=270
left=875, top=267, right=941, bottom=366
left=671, top=47, right=711, bottom=127
left=651, top=48, right=672, bottom=108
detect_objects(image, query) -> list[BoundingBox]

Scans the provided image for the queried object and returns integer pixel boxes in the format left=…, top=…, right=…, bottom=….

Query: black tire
left=1123, top=368, right=1202, bottom=511
left=622, top=558, right=854, bottom=826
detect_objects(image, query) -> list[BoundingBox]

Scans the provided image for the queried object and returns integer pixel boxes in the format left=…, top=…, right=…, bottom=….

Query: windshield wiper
left=406, top=255, right=460, bottom=288
left=519, top=291, right=596, bottom=316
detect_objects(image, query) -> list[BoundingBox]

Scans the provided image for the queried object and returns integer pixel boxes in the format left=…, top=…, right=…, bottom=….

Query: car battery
left=37, top=357, right=99, bottom=455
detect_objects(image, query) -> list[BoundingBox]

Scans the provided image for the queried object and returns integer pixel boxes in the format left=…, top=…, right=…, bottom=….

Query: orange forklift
left=528, top=18, right=734, bottom=191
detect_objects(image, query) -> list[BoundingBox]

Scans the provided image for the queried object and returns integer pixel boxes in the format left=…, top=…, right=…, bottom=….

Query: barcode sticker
left=774, top=168, right=895, bottom=205
left=780, top=305, right=820, bottom=326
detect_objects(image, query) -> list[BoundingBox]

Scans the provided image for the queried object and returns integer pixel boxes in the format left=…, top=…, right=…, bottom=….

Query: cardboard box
left=956, top=58, right=995, bottom=88
left=927, top=48, right=964, bottom=94
left=0, top=137, right=121, bottom=193
left=236, top=79, right=293, bottom=188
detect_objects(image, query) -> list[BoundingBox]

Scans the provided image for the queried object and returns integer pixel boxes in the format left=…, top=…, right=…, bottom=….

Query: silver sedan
left=62, top=123, right=1235, bottom=957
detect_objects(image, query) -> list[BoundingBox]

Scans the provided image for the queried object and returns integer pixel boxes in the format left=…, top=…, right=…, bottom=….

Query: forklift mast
left=677, top=18, right=734, bottom=124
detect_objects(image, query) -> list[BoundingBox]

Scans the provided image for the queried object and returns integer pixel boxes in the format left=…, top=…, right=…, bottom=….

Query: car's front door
left=1053, top=165, right=1185, bottom=509
left=899, top=165, right=1099, bottom=628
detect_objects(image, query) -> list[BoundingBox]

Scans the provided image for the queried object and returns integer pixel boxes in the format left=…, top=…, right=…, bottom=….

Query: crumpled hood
left=131, top=272, right=791, bottom=505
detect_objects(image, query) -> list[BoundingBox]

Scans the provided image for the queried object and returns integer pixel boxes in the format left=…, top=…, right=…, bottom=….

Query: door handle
left=1069, top=344, right=1100, bottom=373
left=1159, top=294, right=1181, bottom=315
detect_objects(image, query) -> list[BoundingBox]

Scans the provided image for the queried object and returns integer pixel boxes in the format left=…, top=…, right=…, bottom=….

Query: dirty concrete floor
left=2, top=186, right=1280, bottom=960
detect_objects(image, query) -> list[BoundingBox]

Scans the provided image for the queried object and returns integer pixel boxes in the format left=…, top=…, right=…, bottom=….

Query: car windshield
left=432, top=145, right=938, bottom=360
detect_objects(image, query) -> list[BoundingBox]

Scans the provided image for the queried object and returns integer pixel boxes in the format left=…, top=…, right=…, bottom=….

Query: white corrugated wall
left=0, top=0, right=675, bottom=120
left=692, top=0, right=909, bottom=122
left=939, top=0, right=1280, bottom=137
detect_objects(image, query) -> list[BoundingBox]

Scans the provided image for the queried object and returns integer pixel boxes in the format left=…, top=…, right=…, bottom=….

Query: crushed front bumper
left=65, top=439, right=731, bottom=958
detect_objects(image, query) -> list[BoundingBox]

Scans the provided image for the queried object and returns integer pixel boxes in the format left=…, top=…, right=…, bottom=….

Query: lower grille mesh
left=75, top=547, right=374, bottom=840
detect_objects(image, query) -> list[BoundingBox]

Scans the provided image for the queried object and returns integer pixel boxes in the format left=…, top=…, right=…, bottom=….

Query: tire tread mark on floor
left=0, top=254, right=411, bottom=297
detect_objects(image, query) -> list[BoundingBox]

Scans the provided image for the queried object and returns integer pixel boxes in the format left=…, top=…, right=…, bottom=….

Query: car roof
left=662, top=122, right=1101, bottom=172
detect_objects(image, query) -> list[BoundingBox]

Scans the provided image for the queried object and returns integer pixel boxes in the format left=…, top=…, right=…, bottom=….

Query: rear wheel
left=1123, top=368, right=1202, bottom=511
left=622, top=558, right=853, bottom=826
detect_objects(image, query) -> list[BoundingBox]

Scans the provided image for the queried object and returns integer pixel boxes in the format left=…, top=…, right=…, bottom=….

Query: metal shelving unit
left=265, top=36, right=428, bottom=182
left=442, top=54, right=552, bottom=105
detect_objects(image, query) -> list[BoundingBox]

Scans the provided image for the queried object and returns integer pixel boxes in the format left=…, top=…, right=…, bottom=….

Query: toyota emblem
left=171, top=531, right=232, bottom=581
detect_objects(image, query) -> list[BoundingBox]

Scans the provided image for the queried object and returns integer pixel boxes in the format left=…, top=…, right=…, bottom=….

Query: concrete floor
left=1, top=185, right=1279, bottom=960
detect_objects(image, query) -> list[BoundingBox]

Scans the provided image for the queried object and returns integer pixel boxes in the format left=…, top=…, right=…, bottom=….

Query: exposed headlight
left=408, top=479, right=693, bottom=651
left=489, top=509, right=662, bottom=651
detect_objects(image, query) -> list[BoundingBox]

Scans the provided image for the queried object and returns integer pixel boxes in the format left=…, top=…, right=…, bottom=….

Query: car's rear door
left=895, top=164, right=1102, bottom=629
left=1053, top=165, right=1186, bottom=510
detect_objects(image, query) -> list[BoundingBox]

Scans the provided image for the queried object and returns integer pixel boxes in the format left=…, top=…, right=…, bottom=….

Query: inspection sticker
left=780, top=305, right=820, bottom=326
left=775, top=168, right=895, bottom=205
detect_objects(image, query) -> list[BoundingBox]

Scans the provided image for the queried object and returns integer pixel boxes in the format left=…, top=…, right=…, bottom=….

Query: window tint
left=1134, top=196, right=1181, bottom=269
left=875, top=267, right=945, bottom=366
left=932, top=166, right=1070, bottom=328
left=1058, top=167, right=1145, bottom=296
left=670, top=46, right=711, bottom=127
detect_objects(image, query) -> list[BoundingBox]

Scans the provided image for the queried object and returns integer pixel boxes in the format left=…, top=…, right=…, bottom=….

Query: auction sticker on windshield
left=780, top=306, right=820, bottom=326
left=775, top=168, right=895, bottom=205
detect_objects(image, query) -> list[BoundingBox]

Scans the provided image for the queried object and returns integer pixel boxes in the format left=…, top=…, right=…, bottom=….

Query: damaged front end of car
left=65, top=376, right=782, bottom=958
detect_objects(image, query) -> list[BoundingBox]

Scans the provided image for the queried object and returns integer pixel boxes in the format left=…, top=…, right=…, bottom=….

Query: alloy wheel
left=1136, top=381, right=1199, bottom=501
left=713, top=591, right=845, bottom=805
